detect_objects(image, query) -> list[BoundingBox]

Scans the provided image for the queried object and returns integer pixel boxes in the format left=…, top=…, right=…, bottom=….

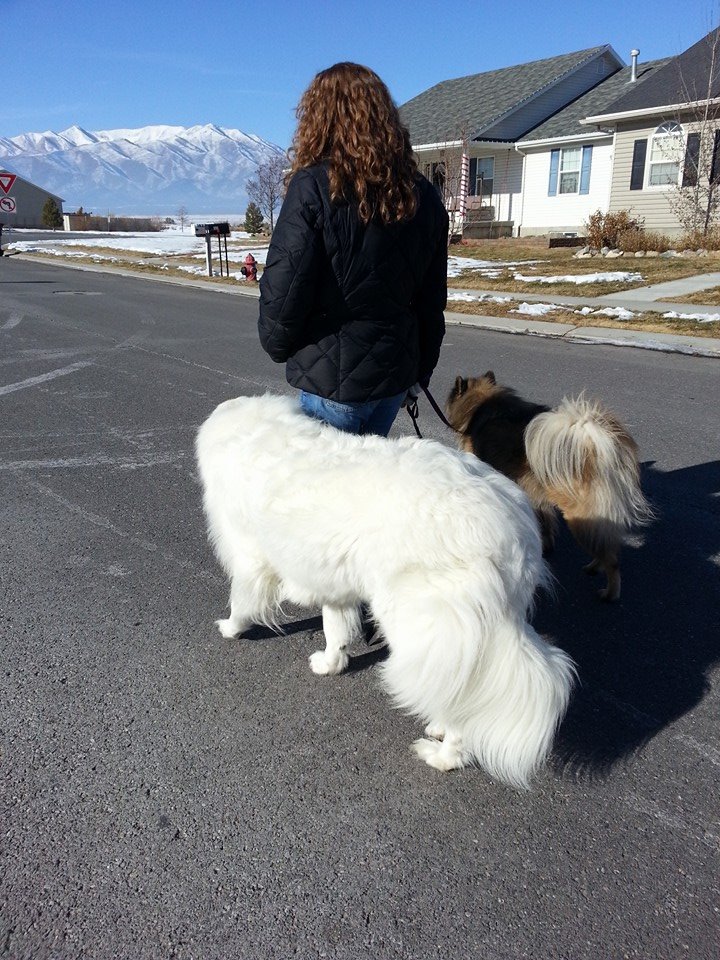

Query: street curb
left=10, top=253, right=720, bottom=358
left=444, top=311, right=720, bottom=358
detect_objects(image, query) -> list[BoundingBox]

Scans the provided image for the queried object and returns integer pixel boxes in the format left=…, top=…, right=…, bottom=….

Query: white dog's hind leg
left=413, top=731, right=467, bottom=771
left=215, top=559, right=279, bottom=639
left=423, top=722, right=446, bottom=740
left=309, top=605, right=360, bottom=675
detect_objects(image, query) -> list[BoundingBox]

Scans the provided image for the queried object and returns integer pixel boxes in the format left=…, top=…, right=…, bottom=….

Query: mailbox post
left=194, top=222, right=231, bottom=277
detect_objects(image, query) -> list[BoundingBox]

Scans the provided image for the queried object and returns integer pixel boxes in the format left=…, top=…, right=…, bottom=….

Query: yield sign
left=0, top=173, right=17, bottom=194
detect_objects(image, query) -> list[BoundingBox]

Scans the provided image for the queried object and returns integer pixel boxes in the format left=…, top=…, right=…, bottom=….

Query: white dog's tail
left=459, top=617, right=575, bottom=788
left=378, top=582, right=575, bottom=789
left=524, top=396, right=652, bottom=530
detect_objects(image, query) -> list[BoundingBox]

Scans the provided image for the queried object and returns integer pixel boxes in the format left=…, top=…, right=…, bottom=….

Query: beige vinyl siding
left=518, top=139, right=613, bottom=235
left=414, top=146, right=523, bottom=226
left=608, top=121, right=680, bottom=232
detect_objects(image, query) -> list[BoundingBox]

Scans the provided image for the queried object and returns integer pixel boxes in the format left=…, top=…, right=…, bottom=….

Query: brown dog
left=446, top=372, right=652, bottom=601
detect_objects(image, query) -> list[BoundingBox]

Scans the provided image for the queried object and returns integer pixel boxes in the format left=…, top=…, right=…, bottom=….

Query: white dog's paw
left=309, top=649, right=349, bottom=676
left=424, top=722, right=446, bottom=741
left=412, top=737, right=465, bottom=772
left=215, top=617, right=241, bottom=639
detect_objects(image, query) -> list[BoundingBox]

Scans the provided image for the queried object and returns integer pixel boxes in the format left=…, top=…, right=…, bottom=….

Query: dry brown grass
left=449, top=239, right=720, bottom=297
left=667, top=286, right=720, bottom=306
left=446, top=298, right=720, bottom=338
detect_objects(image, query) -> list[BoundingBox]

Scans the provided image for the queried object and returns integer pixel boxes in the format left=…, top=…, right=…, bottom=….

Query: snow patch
left=513, top=271, right=644, bottom=284
left=447, top=292, right=512, bottom=303
left=662, top=310, right=720, bottom=323
left=512, top=302, right=565, bottom=316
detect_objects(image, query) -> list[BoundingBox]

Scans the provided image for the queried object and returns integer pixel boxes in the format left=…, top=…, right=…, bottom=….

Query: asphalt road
left=1, top=257, right=718, bottom=960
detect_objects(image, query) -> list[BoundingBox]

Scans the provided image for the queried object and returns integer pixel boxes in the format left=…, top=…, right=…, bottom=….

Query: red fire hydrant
left=241, top=253, right=258, bottom=282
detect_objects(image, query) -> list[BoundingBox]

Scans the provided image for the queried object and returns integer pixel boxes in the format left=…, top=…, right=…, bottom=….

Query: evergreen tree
left=41, top=198, right=63, bottom=230
left=244, top=202, right=264, bottom=234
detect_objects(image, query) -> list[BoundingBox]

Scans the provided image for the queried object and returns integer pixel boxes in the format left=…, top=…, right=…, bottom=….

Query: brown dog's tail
left=524, top=395, right=652, bottom=531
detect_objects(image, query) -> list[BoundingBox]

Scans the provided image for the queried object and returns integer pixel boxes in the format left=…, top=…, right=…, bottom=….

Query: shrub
left=584, top=209, right=643, bottom=249
left=678, top=227, right=720, bottom=251
left=617, top=229, right=672, bottom=253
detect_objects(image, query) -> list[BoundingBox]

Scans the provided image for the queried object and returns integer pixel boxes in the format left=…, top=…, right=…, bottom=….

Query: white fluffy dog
left=196, top=394, right=575, bottom=788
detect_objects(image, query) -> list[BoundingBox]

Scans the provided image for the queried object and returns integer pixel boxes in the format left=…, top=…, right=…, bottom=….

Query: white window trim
left=470, top=156, right=495, bottom=201
left=558, top=146, right=582, bottom=196
left=645, top=121, right=684, bottom=190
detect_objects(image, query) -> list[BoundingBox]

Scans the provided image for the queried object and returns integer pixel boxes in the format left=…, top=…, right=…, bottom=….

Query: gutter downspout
left=514, top=143, right=528, bottom=237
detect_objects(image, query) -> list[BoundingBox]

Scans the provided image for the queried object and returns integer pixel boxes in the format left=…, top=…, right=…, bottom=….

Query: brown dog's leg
left=565, top=516, right=622, bottom=602
left=536, top=507, right=558, bottom=556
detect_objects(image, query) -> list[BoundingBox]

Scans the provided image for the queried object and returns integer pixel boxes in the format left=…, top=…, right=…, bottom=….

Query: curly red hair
left=289, top=62, right=418, bottom=225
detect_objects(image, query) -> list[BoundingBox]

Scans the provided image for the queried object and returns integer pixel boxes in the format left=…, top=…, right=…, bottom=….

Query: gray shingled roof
left=399, top=46, right=611, bottom=145
left=519, top=58, right=671, bottom=141
left=591, top=29, right=720, bottom=116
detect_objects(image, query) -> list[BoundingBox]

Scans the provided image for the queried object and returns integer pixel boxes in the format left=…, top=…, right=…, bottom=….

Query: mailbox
left=195, top=221, right=230, bottom=237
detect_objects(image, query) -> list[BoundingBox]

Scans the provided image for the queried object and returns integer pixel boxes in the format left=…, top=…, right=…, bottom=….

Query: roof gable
left=590, top=28, right=720, bottom=117
left=400, top=46, right=621, bottom=145
left=519, top=58, right=672, bottom=142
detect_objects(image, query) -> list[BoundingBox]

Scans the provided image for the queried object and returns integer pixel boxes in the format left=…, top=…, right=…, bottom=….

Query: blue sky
left=2, top=0, right=716, bottom=148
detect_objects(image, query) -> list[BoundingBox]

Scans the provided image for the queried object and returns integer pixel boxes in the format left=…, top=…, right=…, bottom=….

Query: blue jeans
left=299, top=390, right=406, bottom=437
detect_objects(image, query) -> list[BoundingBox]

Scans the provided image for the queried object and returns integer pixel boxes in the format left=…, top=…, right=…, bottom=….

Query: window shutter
left=710, top=129, right=720, bottom=184
left=468, top=157, right=477, bottom=196
left=579, top=145, right=593, bottom=194
left=548, top=149, right=559, bottom=196
left=682, top=133, right=700, bottom=187
left=630, top=139, right=647, bottom=190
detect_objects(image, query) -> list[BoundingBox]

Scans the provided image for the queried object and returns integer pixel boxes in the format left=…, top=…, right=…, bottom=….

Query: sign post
left=194, top=222, right=230, bottom=277
left=0, top=174, right=17, bottom=248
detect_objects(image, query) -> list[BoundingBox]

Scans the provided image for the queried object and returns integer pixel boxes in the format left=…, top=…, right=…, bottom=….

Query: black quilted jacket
left=258, top=163, right=448, bottom=402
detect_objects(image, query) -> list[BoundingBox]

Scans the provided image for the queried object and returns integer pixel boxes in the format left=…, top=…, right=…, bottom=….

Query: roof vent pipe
left=630, top=49, right=640, bottom=82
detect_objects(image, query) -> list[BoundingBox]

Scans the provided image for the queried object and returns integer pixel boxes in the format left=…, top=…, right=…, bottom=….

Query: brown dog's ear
left=483, top=370, right=496, bottom=384
left=453, top=375, right=468, bottom=397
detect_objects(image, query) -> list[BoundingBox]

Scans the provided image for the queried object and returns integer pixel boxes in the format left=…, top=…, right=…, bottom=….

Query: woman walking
left=258, top=62, right=448, bottom=437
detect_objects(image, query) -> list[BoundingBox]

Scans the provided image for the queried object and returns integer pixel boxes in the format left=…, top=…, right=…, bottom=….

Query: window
left=423, top=161, right=446, bottom=196
left=468, top=157, right=494, bottom=203
left=558, top=147, right=582, bottom=194
left=648, top=122, right=683, bottom=186
left=549, top=146, right=593, bottom=196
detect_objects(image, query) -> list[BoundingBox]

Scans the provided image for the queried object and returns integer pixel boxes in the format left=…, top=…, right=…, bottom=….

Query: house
left=580, top=29, right=720, bottom=235
left=0, top=168, right=64, bottom=228
left=399, top=45, right=625, bottom=237
left=514, top=57, right=670, bottom=236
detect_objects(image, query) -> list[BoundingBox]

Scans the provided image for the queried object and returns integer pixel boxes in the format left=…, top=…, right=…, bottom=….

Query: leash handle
left=406, top=398, right=423, bottom=438
left=404, top=386, right=456, bottom=438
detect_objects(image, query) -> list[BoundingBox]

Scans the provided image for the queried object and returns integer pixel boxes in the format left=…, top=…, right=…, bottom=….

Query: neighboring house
left=0, top=168, right=64, bottom=228
left=399, top=45, right=625, bottom=237
left=580, top=29, right=720, bottom=235
left=514, top=58, right=670, bottom=236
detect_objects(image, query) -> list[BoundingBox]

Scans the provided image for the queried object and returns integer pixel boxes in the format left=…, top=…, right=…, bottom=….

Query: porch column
left=458, top=152, right=470, bottom=226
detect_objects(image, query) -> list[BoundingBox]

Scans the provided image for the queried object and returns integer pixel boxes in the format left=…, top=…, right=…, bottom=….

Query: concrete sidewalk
left=446, top=275, right=720, bottom=358
left=444, top=308, right=720, bottom=358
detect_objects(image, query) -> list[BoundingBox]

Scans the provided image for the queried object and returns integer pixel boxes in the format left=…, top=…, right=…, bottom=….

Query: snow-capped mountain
left=0, top=124, right=285, bottom=215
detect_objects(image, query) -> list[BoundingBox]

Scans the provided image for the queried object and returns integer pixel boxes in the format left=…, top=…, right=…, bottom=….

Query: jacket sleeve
left=413, top=207, right=449, bottom=387
left=258, top=170, right=324, bottom=363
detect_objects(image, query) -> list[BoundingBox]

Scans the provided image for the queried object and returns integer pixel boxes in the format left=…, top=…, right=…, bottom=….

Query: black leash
left=405, top=386, right=456, bottom=438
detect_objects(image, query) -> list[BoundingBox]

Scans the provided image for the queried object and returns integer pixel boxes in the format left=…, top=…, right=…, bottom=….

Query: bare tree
left=246, top=153, right=286, bottom=233
left=668, top=26, right=720, bottom=235
left=417, top=126, right=470, bottom=246
left=177, top=206, right=189, bottom=232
